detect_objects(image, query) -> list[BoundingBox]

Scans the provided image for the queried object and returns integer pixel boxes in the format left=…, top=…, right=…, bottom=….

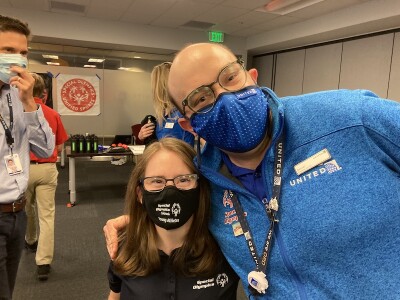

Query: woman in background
left=138, top=62, right=195, bottom=146
left=107, top=138, right=238, bottom=300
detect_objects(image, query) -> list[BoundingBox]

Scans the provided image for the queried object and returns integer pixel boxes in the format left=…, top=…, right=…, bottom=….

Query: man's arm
left=108, top=291, right=120, bottom=300
left=24, top=105, right=55, bottom=158
left=10, top=67, right=55, bottom=157
left=103, top=215, right=129, bottom=260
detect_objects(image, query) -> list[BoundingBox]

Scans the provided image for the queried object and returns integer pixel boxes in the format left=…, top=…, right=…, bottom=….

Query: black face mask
left=142, top=186, right=199, bottom=230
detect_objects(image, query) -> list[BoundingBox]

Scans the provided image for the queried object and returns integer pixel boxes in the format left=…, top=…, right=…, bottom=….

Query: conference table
left=67, top=145, right=145, bottom=205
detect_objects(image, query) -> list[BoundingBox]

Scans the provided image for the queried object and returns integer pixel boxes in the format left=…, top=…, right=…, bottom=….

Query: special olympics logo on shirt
left=171, top=203, right=181, bottom=217
left=61, top=78, right=96, bottom=112
left=216, top=273, right=228, bottom=287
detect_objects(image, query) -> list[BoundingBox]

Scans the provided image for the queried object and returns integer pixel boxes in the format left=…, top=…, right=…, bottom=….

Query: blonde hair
left=31, top=73, right=45, bottom=99
left=113, top=138, right=220, bottom=277
left=151, top=62, right=175, bottom=126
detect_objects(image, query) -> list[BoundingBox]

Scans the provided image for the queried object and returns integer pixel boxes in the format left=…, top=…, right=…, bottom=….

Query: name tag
left=294, top=149, right=331, bottom=175
left=164, top=122, right=174, bottom=129
left=4, top=154, right=23, bottom=176
left=232, top=222, right=243, bottom=236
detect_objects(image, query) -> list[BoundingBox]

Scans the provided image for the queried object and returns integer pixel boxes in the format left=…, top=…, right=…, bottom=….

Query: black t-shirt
left=108, top=250, right=239, bottom=300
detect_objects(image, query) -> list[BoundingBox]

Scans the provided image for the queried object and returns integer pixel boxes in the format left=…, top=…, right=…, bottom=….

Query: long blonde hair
left=113, top=138, right=220, bottom=277
left=151, top=62, right=176, bottom=126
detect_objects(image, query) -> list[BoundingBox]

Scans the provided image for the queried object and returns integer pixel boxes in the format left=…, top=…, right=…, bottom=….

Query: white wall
left=303, top=43, right=342, bottom=93
left=387, top=32, right=400, bottom=100
left=274, top=50, right=305, bottom=97
left=30, top=62, right=160, bottom=137
left=339, top=33, right=393, bottom=98
left=252, top=55, right=273, bottom=88
left=251, top=31, right=400, bottom=102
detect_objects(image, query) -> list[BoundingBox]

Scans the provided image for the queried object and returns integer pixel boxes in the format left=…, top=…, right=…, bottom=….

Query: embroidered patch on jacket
left=222, top=190, right=238, bottom=225
left=290, top=159, right=343, bottom=187
left=324, top=159, right=342, bottom=173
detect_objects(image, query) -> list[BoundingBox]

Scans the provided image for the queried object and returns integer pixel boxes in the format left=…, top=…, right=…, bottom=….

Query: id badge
left=164, top=122, right=174, bottom=129
left=4, top=154, right=23, bottom=176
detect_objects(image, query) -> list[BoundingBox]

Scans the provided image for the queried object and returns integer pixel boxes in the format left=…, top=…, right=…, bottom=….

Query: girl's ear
left=136, top=186, right=143, bottom=203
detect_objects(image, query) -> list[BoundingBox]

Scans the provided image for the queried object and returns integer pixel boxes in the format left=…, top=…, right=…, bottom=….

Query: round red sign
left=61, top=78, right=96, bottom=112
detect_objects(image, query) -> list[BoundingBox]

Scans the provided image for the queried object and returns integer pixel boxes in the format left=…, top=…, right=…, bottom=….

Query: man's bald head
left=168, top=43, right=237, bottom=112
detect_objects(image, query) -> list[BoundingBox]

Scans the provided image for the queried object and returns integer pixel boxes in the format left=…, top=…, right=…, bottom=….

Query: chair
left=131, top=124, right=144, bottom=145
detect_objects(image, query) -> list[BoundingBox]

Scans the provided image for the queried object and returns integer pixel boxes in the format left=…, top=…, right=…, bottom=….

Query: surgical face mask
left=190, top=86, right=269, bottom=153
left=0, top=54, right=28, bottom=84
left=142, top=186, right=199, bottom=230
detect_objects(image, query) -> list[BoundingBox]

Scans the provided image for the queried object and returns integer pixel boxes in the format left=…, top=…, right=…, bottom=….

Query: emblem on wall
left=57, top=74, right=100, bottom=116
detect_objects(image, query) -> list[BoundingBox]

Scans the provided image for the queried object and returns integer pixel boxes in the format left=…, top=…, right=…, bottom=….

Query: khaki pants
left=25, top=163, right=58, bottom=266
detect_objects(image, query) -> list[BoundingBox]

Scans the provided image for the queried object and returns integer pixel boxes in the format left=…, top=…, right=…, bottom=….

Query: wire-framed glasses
left=141, top=174, right=198, bottom=192
left=181, top=58, right=247, bottom=116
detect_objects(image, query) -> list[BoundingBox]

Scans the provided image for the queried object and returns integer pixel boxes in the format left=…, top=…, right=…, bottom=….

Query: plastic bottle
left=78, top=135, right=84, bottom=153
left=93, top=135, right=98, bottom=153
left=70, top=134, right=77, bottom=154
left=86, top=134, right=92, bottom=153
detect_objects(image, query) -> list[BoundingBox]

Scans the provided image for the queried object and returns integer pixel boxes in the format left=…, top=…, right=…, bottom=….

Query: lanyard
left=230, top=132, right=284, bottom=275
left=0, top=93, right=14, bottom=147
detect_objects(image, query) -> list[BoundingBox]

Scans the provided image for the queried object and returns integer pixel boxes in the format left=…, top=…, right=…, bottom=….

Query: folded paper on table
left=128, top=145, right=145, bottom=155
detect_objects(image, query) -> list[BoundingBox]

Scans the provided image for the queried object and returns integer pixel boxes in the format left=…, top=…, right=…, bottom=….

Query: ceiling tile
left=0, top=0, right=12, bottom=7
left=232, top=27, right=268, bottom=37
left=227, top=10, right=278, bottom=27
left=86, top=0, right=133, bottom=21
left=253, top=15, right=303, bottom=32
left=287, top=0, right=365, bottom=19
left=152, top=1, right=214, bottom=28
left=194, top=5, right=247, bottom=24
left=121, top=0, right=176, bottom=24
left=10, top=0, right=48, bottom=10
left=220, top=0, right=268, bottom=10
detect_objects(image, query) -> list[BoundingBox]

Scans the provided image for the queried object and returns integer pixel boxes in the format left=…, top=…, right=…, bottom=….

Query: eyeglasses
left=181, top=58, right=247, bottom=116
left=141, top=174, right=198, bottom=192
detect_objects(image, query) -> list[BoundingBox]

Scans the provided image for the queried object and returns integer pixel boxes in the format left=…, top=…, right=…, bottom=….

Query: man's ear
left=136, top=186, right=143, bottom=204
left=178, top=117, right=195, bottom=134
left=248, top=68, right=258, bottom=84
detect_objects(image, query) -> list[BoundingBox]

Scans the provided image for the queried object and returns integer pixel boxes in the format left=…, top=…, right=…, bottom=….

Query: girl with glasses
left=107, top=137, right=238, bottom=300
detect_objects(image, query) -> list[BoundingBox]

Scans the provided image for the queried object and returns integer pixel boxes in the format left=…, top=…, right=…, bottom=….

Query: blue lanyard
left=230, top=132, right=284, bottom=290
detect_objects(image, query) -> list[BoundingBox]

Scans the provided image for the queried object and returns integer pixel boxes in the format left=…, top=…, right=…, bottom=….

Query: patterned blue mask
left=0, top=54, right=28, bottom=84
left=190, top=86, right=269, bottom=153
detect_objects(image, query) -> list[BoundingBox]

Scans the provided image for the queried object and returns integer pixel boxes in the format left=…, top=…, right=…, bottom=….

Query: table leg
left=60, top=144, right=65, bottom=168
left=69, top=157, right=76, bottom=205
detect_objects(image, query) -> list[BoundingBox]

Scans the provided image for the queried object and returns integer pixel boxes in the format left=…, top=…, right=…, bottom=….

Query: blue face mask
left=0, top=54, right=28, bottom=84
left=190, top=86, right=269, bottom=153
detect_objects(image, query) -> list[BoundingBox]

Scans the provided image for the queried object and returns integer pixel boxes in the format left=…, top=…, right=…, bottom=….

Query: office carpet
left=13, top=160, right=247, bottom=300
left=14, top=161, right=130, bottom=300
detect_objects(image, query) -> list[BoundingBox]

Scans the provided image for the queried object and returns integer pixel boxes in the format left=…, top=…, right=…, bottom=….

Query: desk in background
left=67, top=149, right=143, bottom=205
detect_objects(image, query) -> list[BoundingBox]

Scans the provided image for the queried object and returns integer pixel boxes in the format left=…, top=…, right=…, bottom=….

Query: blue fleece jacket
left=156, top=109, right=195, bottom=146
left=198, top=88, right=400, bottom=299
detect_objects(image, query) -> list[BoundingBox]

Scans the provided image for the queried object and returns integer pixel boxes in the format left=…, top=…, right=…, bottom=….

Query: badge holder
left=248, top=270, right=269, bottom=294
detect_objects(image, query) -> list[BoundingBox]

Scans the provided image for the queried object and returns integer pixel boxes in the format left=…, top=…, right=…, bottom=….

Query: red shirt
left=30, top=98, right=68, bottom=163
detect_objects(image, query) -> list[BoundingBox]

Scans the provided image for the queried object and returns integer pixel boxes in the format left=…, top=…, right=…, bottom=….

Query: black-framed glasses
left=141, top=174, right=198, bottom=192
left=181, top=58, right=247, bottom=116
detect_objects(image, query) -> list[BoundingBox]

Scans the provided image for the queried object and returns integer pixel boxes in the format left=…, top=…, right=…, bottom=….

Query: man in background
left=25, top=73, right=68, bottom=281
left=0, top=15, right=54, bottom=298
